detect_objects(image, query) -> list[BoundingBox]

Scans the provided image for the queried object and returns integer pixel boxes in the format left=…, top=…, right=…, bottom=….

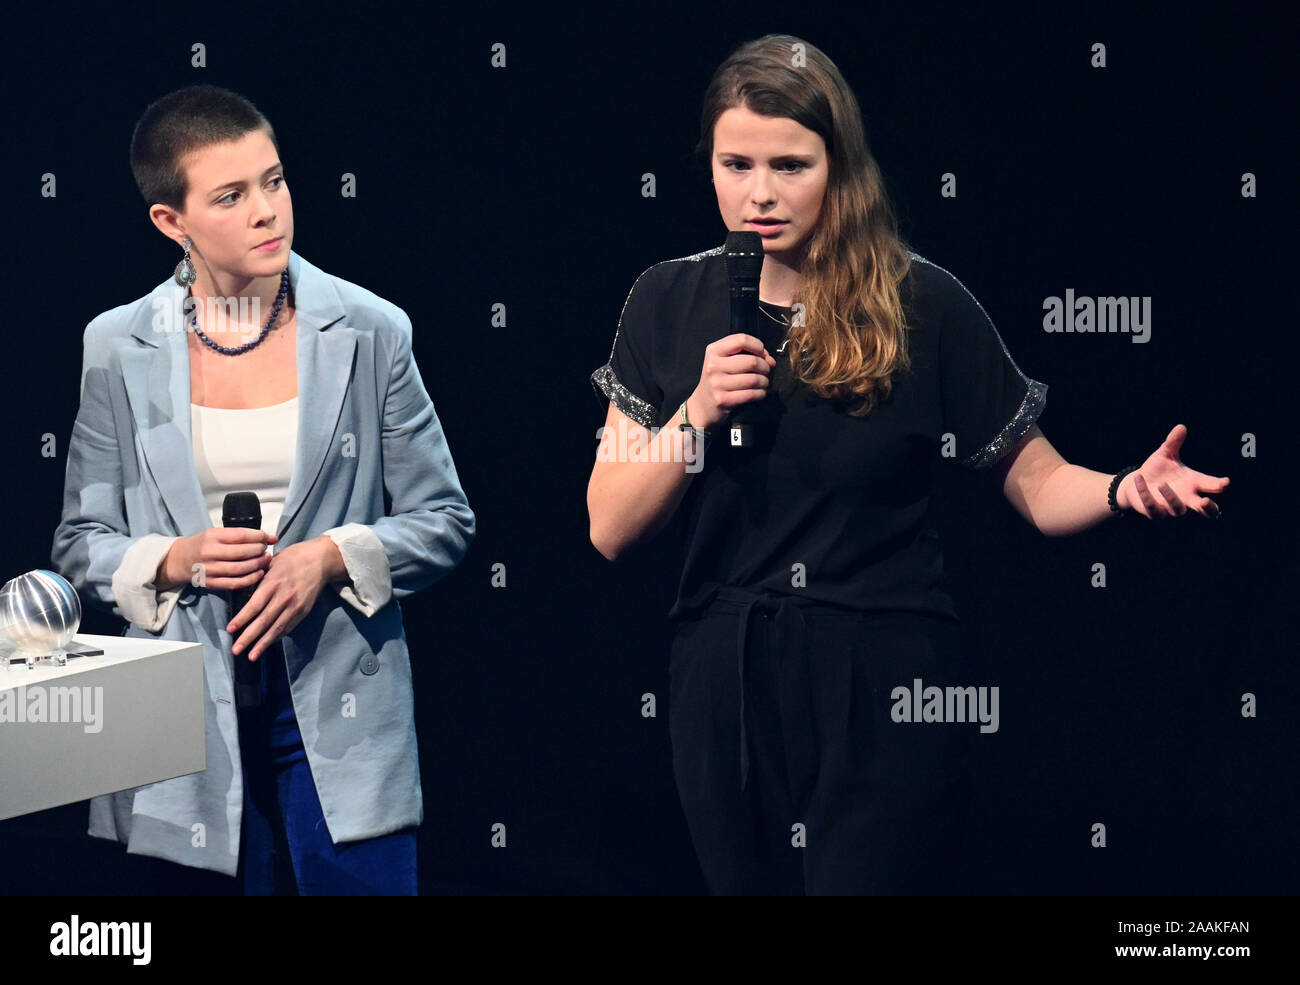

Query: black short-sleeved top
left=590, top=244, right=1048, bottom=623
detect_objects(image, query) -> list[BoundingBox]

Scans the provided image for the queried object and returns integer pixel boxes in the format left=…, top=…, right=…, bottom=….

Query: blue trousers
left=235, top=640, right=418, bottom=895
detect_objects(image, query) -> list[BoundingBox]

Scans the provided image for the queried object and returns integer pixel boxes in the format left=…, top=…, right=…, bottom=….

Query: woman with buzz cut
left=52, top=84, right=475, bottom=895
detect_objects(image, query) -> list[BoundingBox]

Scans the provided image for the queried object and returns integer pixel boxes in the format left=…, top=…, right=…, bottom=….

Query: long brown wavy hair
left=698, top=35, right=914, bottom=416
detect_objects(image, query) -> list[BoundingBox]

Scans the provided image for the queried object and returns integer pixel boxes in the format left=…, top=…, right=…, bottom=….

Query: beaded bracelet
left=1108, top=465, right=1140, bottom=514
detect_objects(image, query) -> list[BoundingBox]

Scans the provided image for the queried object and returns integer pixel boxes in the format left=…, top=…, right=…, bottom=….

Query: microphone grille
left=222, top=491, right=262, bottom=528
left=724, top=231, right=764, bottom=279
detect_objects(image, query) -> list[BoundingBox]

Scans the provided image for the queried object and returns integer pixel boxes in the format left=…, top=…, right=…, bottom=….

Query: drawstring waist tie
left=701, top=586, right=866, bottom=812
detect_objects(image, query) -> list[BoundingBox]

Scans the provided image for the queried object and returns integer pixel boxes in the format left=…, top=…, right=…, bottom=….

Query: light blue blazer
left=50, top=250, right=475, bottom=876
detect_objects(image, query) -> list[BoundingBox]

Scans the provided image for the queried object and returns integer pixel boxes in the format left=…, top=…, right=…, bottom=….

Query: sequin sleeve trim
left=959, top=378, right=1049, bottom=470
left=591, top=363, right=659, bottom=429
left=590, top=246, right=724, bottom=430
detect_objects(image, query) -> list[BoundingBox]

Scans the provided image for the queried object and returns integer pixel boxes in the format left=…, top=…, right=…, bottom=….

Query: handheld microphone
left=223, top=491, right=265, bottom=708
left=724, top=231, right=765, bottom=449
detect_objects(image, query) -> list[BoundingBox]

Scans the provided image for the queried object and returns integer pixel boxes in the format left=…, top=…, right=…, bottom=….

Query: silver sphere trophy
left=0, top=569, right=82, bottom=671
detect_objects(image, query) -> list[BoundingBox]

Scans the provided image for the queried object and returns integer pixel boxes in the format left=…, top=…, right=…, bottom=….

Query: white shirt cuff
left=110, top=534, right=184, bottom=632
left=322, top=524, right=392, bottom=617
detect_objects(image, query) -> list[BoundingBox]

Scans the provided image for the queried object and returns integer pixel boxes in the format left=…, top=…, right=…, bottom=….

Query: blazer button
left=359, top=654, right=380, bottom=675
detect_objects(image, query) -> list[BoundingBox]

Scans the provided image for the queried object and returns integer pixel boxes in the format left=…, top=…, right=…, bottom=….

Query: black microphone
left=223, top=491, right=264, bottom=708
left=724, top=231, right=766, bottom=449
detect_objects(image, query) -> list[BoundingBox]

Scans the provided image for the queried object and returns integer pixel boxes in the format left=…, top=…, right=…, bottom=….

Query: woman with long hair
left=51, top=84, right=475, bottom=894
left=588, top=35, right=1227, bottom=894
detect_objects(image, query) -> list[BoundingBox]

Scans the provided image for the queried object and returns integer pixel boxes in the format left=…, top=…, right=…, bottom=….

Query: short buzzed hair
left=129, top=84, right=278, bottom=211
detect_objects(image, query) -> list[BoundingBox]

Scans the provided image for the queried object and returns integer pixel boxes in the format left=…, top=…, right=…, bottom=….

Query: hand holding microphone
left=686, top=334, right=776, bottom=431
left=158, top=527, right=277, bottom=594
left=153, top=501, right=277, bottom=708
left=158, top=490, right=337, bottom=701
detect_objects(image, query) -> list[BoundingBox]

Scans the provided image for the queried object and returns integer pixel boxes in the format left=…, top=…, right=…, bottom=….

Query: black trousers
left=669, top=587, right=975, bottom=895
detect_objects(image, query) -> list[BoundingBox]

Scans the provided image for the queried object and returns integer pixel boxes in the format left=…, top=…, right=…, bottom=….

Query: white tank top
left=191, top=397, right=298, bottom=535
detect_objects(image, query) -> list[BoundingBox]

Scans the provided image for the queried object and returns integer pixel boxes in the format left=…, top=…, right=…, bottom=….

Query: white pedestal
left=0, top=634, right=205, bottom=821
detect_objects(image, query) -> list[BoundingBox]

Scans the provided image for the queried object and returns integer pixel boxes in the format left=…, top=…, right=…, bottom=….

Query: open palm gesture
left=1119, top=425, right=1229, bottom=519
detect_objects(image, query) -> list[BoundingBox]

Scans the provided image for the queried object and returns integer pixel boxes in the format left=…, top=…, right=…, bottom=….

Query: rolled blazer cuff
left=110, top=533, right=184, bottom=632
left=322, top=523, right=393, bottom=617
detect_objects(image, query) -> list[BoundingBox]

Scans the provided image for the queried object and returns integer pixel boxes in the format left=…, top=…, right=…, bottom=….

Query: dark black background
left=2, top=1, right=1293, bottom=895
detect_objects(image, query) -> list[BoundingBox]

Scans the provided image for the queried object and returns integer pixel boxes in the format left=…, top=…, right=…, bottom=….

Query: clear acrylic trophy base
left=4, top=646, right=70, bottom=671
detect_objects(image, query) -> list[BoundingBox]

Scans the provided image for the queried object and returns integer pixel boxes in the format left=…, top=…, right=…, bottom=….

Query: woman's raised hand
left=686, top=334, right=777, bottom=430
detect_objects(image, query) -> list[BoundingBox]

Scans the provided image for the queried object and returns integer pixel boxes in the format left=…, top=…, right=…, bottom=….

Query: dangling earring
left=173, top=236, right=196, bottom=287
